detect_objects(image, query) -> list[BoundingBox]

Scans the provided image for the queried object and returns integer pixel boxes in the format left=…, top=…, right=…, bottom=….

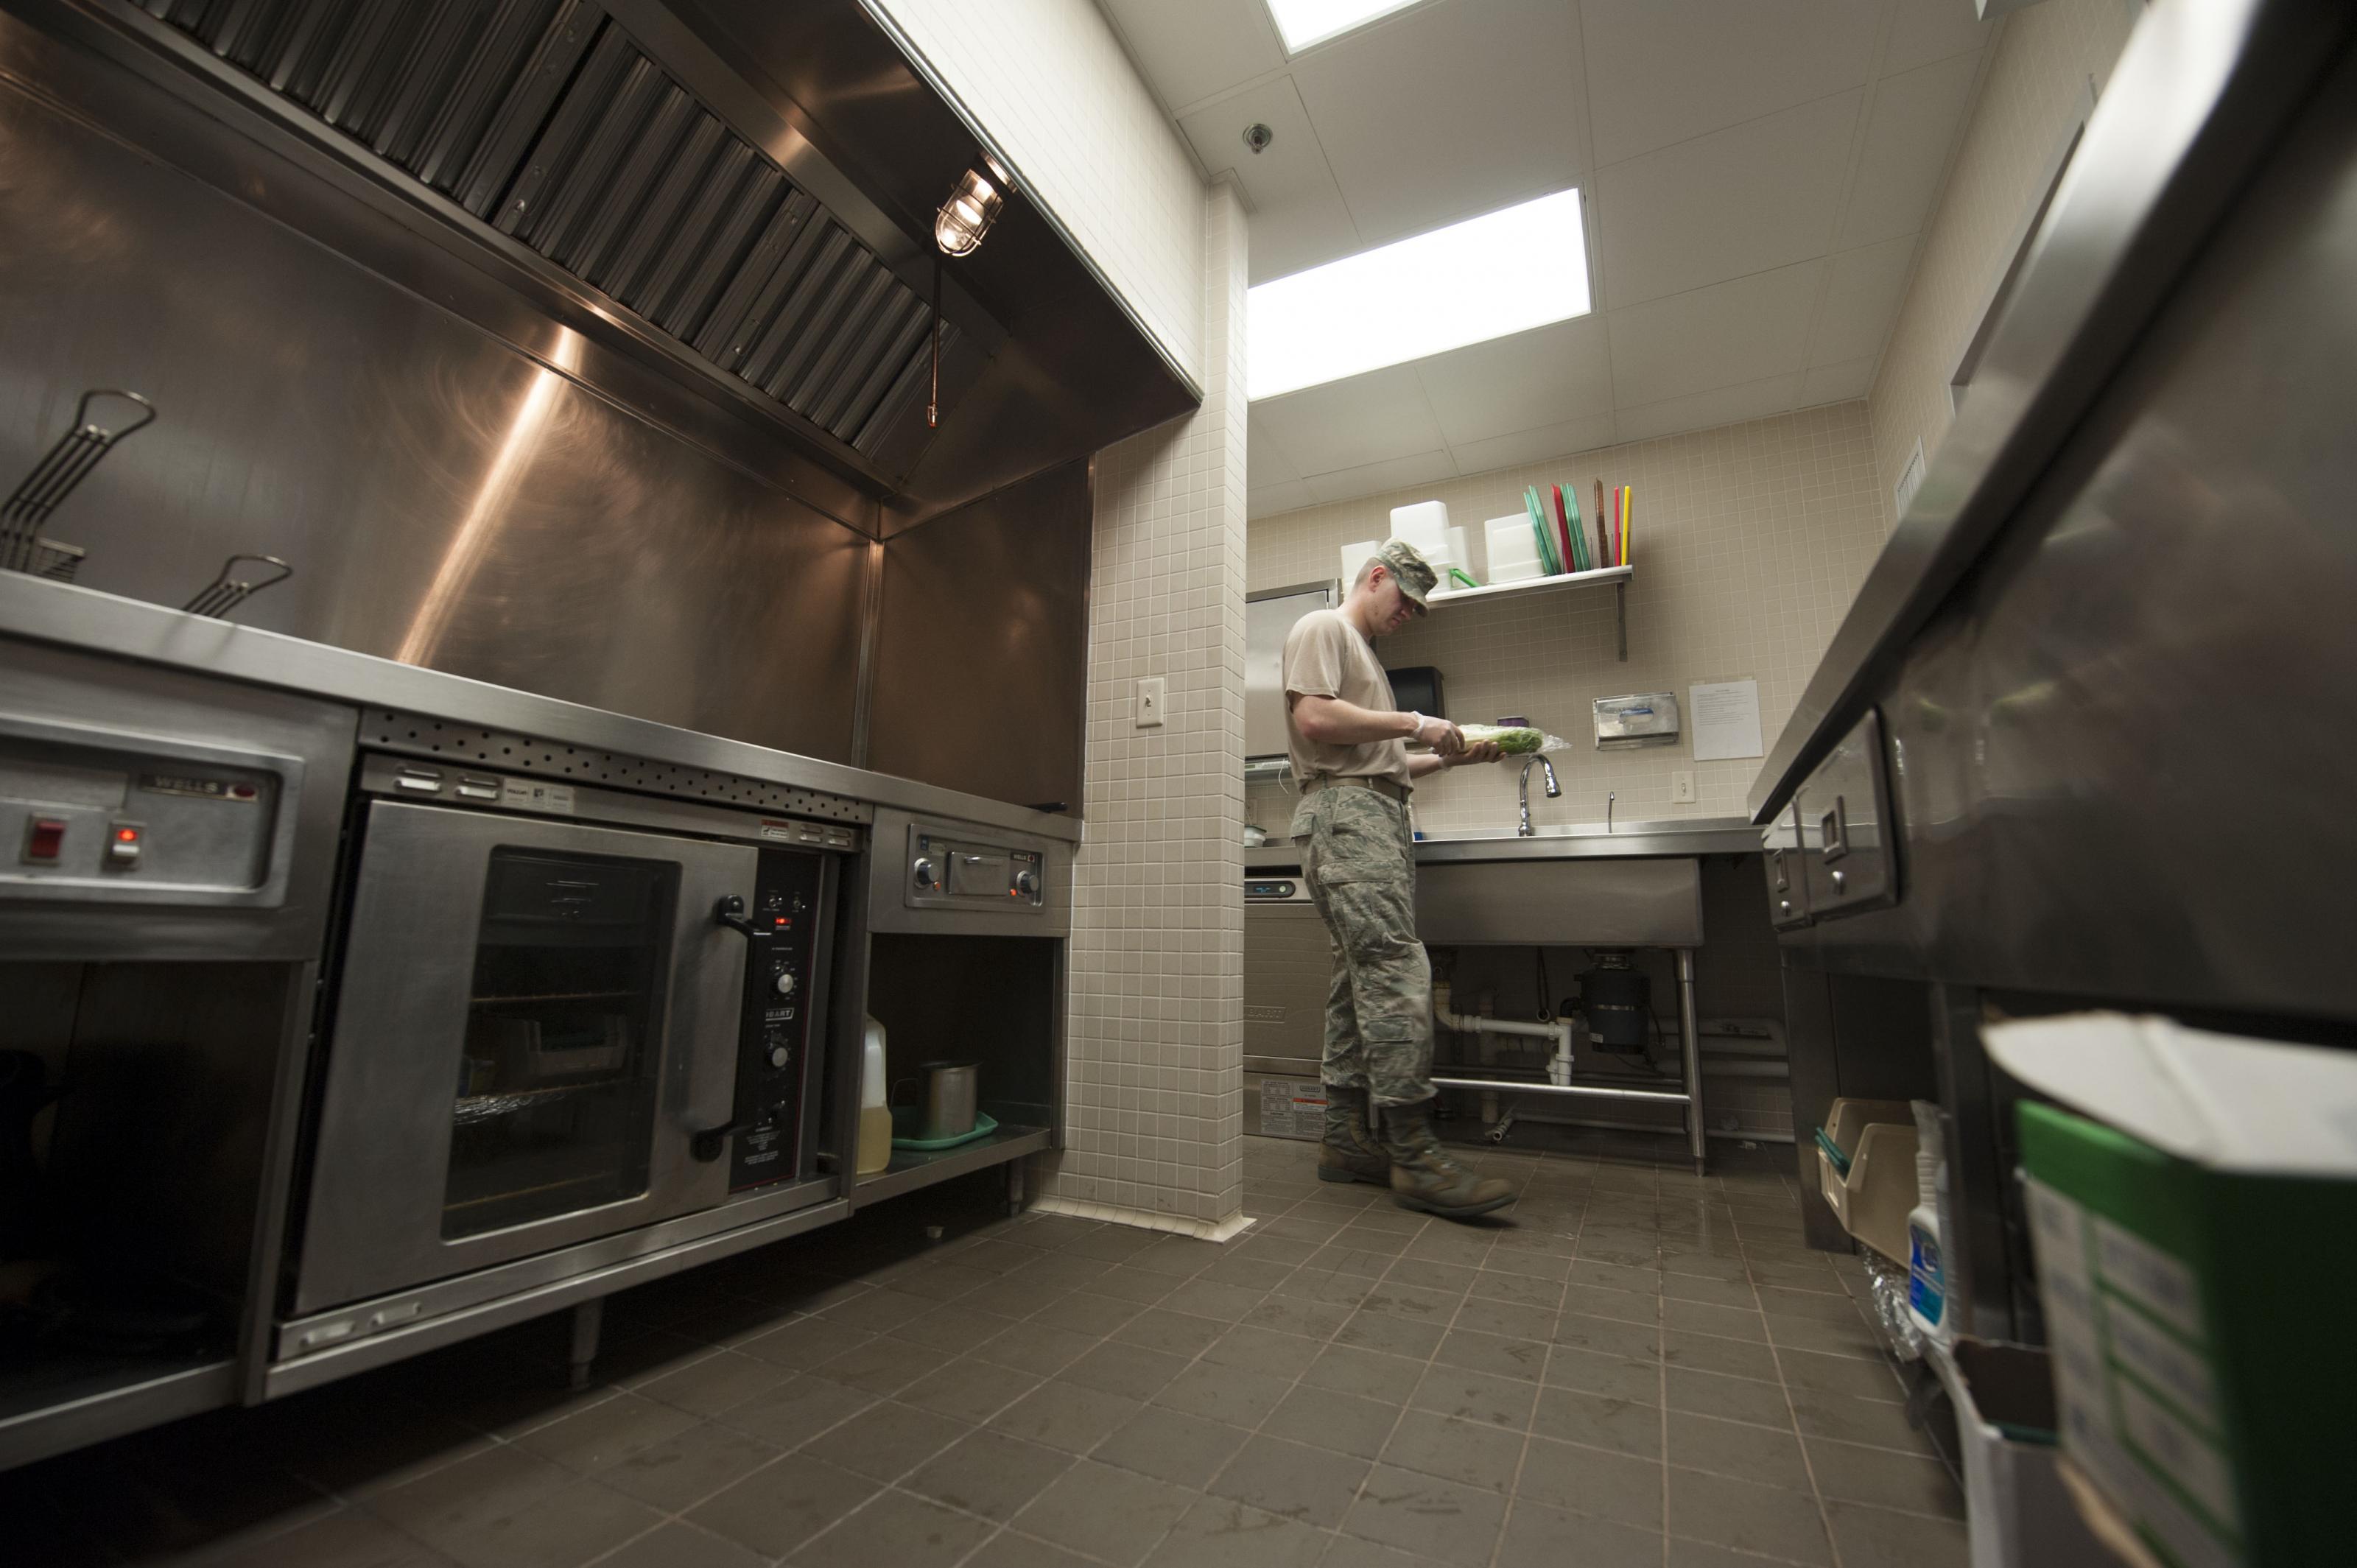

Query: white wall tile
left=1245, top=401, right=1885, bottom=834
left=1044, top=183, right=1249, bottom=1229
left=1865, top=0, right=2140, bottom=527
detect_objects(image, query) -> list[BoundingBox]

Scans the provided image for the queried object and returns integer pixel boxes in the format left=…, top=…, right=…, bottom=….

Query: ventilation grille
left=364, top=709, right=875, bottom=823
left=144, top=0, right=953, bottom=458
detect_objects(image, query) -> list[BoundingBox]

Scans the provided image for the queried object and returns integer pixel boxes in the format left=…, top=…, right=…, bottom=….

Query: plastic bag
left=1861, top=1252, right=1924, bottom=1362
left=1457, top=723, right=1573, bottom=756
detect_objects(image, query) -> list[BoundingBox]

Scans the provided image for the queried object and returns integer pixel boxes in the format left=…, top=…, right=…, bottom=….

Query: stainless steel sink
left=1413, top=851, right=1704, bottom=946
left=1413, top=815, right=1757, bottom=865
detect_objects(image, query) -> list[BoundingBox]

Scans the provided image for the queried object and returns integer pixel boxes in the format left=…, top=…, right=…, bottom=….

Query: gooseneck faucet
left=1517, top=755, right=1560, bottom=837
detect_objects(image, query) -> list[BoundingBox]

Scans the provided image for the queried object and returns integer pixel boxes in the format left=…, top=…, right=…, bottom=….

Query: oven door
left=294, top=800, right=754, bottom=1313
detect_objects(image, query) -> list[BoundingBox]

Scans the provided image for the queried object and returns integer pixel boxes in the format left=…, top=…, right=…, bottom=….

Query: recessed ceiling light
left=1265, top=0, right=1426, bottom=53
left=1248, top=189, right=1592, bottom=401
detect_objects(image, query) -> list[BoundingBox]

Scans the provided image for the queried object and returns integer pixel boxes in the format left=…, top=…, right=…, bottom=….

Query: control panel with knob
left=725, top=846, right=829, bottom=1192
left=905, top=826, right=1050, bottom=911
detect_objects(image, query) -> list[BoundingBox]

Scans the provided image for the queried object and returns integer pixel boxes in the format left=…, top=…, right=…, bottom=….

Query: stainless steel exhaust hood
left=59, top=0, right=1192, bottom=524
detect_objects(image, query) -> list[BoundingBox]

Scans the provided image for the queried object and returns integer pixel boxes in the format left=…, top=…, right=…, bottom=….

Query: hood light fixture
left=927, top=154, right=1011, bottom=428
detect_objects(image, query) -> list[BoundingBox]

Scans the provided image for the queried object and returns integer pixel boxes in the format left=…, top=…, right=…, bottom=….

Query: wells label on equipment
left=1257, top=1077, right=1327, bottom=1141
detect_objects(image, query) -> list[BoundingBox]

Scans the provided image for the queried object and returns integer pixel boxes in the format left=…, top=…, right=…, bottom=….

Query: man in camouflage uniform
left=1282, top=541, right=1515, bottom=1220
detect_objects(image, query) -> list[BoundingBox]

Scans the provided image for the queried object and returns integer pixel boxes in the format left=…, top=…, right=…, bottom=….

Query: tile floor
left=4, top=1131, right=1964, bottom=1567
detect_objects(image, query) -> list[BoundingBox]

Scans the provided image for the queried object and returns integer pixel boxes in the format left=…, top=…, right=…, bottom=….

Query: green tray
left=890, top=1108, right=1000, bottom=1151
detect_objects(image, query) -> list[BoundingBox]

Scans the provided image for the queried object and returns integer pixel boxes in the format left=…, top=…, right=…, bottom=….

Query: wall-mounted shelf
left=1427, top=564, right=1632, bottom=661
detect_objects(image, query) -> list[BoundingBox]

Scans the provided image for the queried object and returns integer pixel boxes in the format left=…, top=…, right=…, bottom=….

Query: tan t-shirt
left=1282, top=608, right=1413, bottom=790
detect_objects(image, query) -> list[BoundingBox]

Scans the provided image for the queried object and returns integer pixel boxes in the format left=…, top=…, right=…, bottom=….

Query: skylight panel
left=1247, top=189, right=1591, bottom=401
left=1265, top=0, right=1426, bottom=53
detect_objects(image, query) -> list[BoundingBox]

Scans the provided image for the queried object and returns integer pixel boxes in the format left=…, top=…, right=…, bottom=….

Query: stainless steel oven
left=291, top=757, right=851, bottom=1318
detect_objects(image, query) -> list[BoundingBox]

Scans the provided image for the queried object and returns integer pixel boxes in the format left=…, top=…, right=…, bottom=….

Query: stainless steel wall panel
left=0, top=73, right=865, bottom=764
left=865, top=463, right=1089, bottom=811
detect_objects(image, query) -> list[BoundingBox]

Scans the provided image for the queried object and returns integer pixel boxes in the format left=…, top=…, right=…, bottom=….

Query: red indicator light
left=116, top=827, right=139, bottom=842
left=773, top=917, right=786, bottom=926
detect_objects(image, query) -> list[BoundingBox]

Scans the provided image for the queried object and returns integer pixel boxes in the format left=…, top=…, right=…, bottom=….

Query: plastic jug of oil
left=857, top=1016, right=891, bottom=1175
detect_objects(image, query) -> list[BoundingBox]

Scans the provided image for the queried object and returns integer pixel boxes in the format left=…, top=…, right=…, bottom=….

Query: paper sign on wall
left=1688, top=679, right=1763, bottom=762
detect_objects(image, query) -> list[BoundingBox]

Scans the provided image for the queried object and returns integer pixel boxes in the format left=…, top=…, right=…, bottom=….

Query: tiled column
left=1033, top=183, right=1248, bottom=1238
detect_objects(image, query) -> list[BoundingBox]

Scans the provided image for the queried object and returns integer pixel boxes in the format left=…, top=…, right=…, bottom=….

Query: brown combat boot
left=1380, top=1100, right=1516, bottom=1219
left=1318, top=1084, right=1391, bottom=1186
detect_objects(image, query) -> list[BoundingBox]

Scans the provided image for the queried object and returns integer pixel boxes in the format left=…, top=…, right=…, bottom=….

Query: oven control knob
left=767, top=1045, right=790, bottom=1069
left=1015, top=870, right=1039, bottom=899
left=913, top=857, right=935, bottom=889
left=773, top=971, right=796, bottom=996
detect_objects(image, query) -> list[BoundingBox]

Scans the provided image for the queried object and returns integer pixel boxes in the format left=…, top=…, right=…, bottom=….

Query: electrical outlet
left=1671, top=770, right=1696, bottom=804
left=1136, top=675, right=1166, bottom=728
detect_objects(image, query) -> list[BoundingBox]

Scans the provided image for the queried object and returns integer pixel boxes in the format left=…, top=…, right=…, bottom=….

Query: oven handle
left=712, top=894, right=769, bottom=941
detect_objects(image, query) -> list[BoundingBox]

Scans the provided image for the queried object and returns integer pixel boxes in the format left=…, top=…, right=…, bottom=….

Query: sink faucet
left=1517, top=756, right=1560, bottom=836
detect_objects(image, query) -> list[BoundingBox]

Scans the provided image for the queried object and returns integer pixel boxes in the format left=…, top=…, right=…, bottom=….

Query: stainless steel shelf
left=1427, top=565, right=1632, bottom=661
left=851, top=1123, right=1050, bottom=1209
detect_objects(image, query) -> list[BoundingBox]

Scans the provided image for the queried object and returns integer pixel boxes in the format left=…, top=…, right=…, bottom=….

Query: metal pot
left=918, top=1061, right=980, bottom=1141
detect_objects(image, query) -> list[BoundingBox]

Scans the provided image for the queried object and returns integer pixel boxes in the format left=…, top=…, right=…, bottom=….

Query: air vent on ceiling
left=139, top=0, right=953, bottom=460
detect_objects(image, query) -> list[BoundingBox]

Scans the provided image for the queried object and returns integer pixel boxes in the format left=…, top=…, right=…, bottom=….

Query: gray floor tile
left=712, top=1373, right=876, bottom=1449
left=899, top=1354, right=1040, bottom=1425
left=1786, top=1388, right=1934, bottom=1452
left=1097, top=1404, right=1254, bottom=1488
left=1431, top=1326, right=1549, bottom=1382
left=1161, top=1277, right=1271, bottom=1323
left=1357, top=1282, right=1461, bottom=1323
left=1567, top=1261, right=1662, bottom=1296
left=512, top=1391, right=699, bottom=1473
left=815, top=1334, right=957, bottom=1396
left=1208, top=1432, right=1372, bottom=1527
left=1779, top=1346, right=1903, bottom=1399
left=816, top=1399, right=969, bottom=1480
left=1661, top=1298, right=1768, bottom=1343
left=1302, top=1343, right=1425, bottom=1402
left=365, top=1444, right=575, bottom=1547
left=1494, top=1502, right=1662, bottom=1568
left=1062, top=1341, right=1191, bottom=1401
left=632, top=1351, right=790, bottom=1420
left=1825, top=1498, right=1970, bottom=1567
left=1468, top=1270, right=1564, bottom=1310
left=201, top=1508, right=454, bottom=1568
left=1319, top=1532, right=1453, bottom=1568
left=785, top=1488, right=995, bottom=1567
left=1243, top=1294, right=1355, bottom=1341
left=1143, top=1497, right=1331, bottom=1568
left=1659, top=1328, right=1780, bottom=1382
left=1542, top=1347, right=1660, bottom=1403
left=903, top=1429, right=1076, bottom=1522
left=416, top=1477, right=663, bottom=1568
left=1261, top=1383, right=1402, bottom=1461
left=892, top=1305, right=1022, bottom=1355
left=1335, top=1310, right=1446, bottom=1361
left=1659, top=1273, right=1760, bottom=1309
left=1666, top=1466, right=1833, bottom=1564
left=1379, top=1409, right=1528, bottom=1492
left=1114, top=1306, right=1232, bottom=1358
left=1014, top=1458, right=1201, bottom=1566
left=1343, top=1464, right=1508, bottom=1567
left=594, top=1520, right=765, bottom=1568
left=1667, top=1410, right=1810, bottom=1489
left=1757, top=1284, right=1869, bottom=1321
left=1662, top=1366, right=1790, bottom=1427
left=1204, top=1323, right=1323, bottom=1377
left=1409, top=1365, right=1538, bottom=1430
left=1531, top=1385, right=1661, bottom=1458
left=1448, top=1298, right=1554, bottom=1344
left=1560, top=1283, right=1662, bottom=1326
left=594, top=1420, right=781, bottom=1512
left=1032, top=1288, right=1148, bottom=1337
left=990, top=1379, right=1143, bottom=1455
left=1514, top=1434, right=1664, bottom=1530
left=967, top=1530, right=1110, bottom=1568
left=739, top=1316, right=872, bottom=1371
left=1090, top=1264, right=1185, bottom=1305
left=975, top=1320, right=1100, bottom=1378
left=1153, top=1359, right=1292, bottom=1428
left=1553, top=1313, right=1663, bottom=1361
left=1383, top=1258, right=1477, bottom=1295
left=1806, top=1438, right=1964, bottom=1517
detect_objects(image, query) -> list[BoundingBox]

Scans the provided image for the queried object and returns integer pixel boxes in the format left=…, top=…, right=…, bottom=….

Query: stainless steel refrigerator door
left=295, top=801, right=755, bottom=1313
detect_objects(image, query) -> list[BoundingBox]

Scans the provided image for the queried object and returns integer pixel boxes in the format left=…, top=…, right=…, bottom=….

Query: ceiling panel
left=1252, top=364, right=1448, bottom=474
left=1246, top=184, right=1366, bottom=283
left=1290, top=0, right=1584, bottom=248
left=1248, top=406, right=1302, bottom=482
left=1179, top=76, right=1364, bottom=282
left=1799, top=357, right=1876, bottom=406
left=1810, top=236, right=1916, bottom=365
left=1595, top=91, right=1861, bottom=309
left=1836, top=50, right=1981, bottom=248
left=1248, top=478, right=1319, bottom=518
left=1885, top=0, right=1996, bottom=76
left=1304, top=447, right=1460, bottom=505
left=1411, top=316, right=1614, bottom=446
left=1580, top=0, right=1882, bottom=166
left=1100, top=0, right=1288, bottom=113
left=1606, top=261, right=1825, bottom=407
left=1612, top=373, right=1802, bottom=444
left=1446, top=412, right=1619, bottom=477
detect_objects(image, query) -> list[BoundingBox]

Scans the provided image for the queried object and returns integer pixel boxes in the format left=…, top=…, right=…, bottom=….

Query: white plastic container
left=1388, top=500, right=1449, bottom=560
left=1483, top=515, right=1543, bottom=585
left=1338, top=538, right=1381, bottom=589
left=857, top=1016, right=891, bottom=1175
left=1936, top=1340, right=2111, bottom=1568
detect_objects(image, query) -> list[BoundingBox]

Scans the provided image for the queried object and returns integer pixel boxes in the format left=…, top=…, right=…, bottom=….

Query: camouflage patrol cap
left=1373, top=538, right=1437, bottom=607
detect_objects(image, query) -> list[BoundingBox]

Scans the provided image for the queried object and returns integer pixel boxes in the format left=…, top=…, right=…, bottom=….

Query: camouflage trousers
left=1290, top=782, right=1434, bottom=1108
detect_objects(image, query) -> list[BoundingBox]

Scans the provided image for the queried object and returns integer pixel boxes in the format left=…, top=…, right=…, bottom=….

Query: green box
left=2018, top=1098, right=2357, bottom=1568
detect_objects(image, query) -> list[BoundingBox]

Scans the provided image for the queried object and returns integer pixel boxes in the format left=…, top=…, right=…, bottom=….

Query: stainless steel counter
left=1246, top=817, right=1759, bottom=873
left=0, top=572, right=1081, bottom=843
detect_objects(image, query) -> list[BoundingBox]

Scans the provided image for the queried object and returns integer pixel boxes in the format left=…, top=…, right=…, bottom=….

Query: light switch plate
left=1671, top=771, right=1696, bottom=804
left=1137, top=676, right=1166, bottom=728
